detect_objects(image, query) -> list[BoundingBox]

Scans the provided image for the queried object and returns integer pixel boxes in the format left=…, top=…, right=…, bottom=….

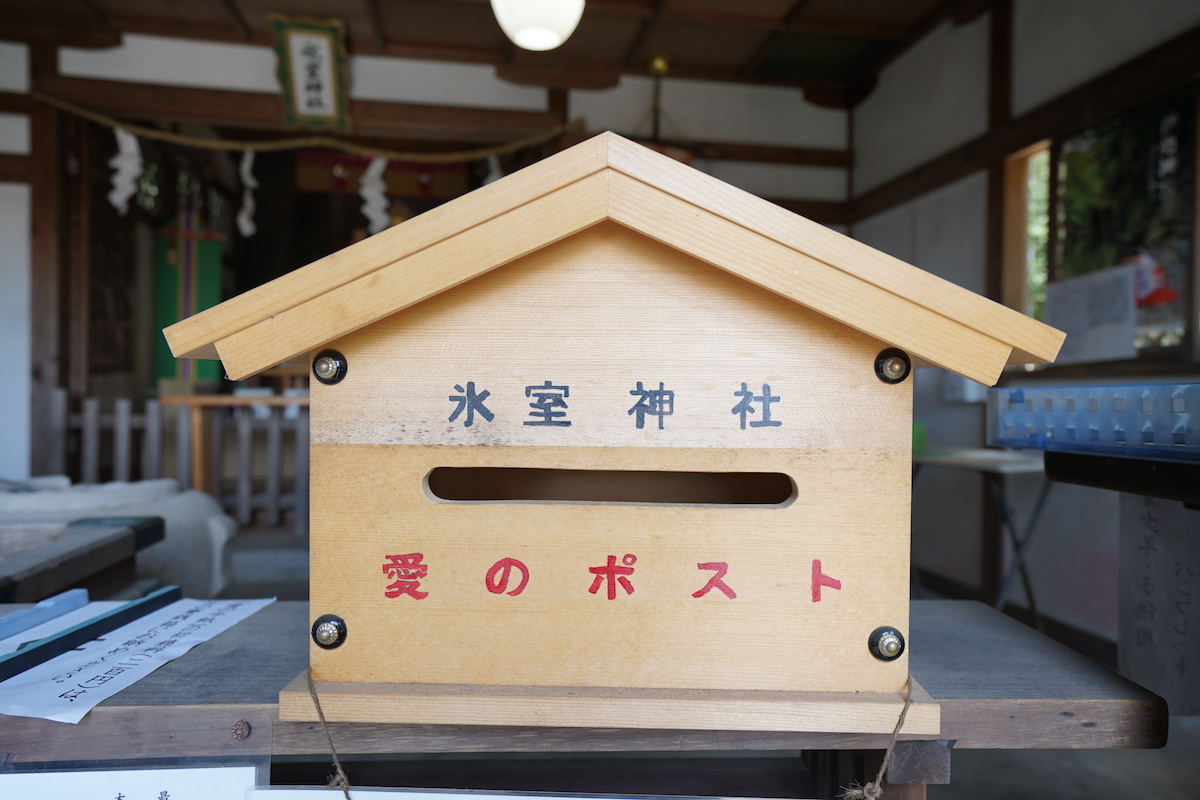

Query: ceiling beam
left=0, top=153, right=32, bottom=184
left=4, top=9, right=856, bottom=97
left=0, top=91, right=39, bottom=114
left=765, top=198, right=848, bottom=226
left=497, top=61, right=623, bottom=91
left=621, top=0, right=670, bottom=69
left=590, top=0, right=909, bottom=39
left=215, top=0, right=253, bottom=39
left=363, top=0, right=387, bottom=49
left=739, top=0, right=814, bottom=80
left=32, top=73, right=564, bottom=143
left=0, top=18, right=121, bottom=48
left=664, top=139, right=851, bottom=168
left=73, top=0, right=107, bottom=23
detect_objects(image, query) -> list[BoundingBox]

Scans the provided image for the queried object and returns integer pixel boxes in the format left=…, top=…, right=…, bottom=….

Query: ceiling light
left=490, top=0, right=585, bottom=51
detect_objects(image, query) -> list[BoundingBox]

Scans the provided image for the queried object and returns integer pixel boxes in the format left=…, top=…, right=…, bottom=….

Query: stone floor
left=224, top=529, right=1200, bottom=799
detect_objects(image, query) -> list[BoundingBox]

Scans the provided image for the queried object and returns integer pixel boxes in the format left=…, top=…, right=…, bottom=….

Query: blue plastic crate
left=987, top=383, right=1200, bottom=463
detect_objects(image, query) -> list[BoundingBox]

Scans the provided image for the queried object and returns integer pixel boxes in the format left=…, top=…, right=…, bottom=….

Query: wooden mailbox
left=165, top=133, right=1063, bottom=733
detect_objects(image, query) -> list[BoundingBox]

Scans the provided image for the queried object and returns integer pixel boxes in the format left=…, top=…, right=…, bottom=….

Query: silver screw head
left=875, top=349, right=911, bottom=384
left=882, top=356, right=907, bottom=381
left=312, top=614, right=347, bottom=648
left=868, top=625, right=905, bottom=661
left=314, top=621, right=340, bottom=646
left=314, top=356, right=340, bottom=381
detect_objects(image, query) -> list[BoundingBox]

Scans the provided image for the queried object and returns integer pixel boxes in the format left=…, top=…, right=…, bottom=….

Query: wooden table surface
left=0, top=600, right=1166, bottom=766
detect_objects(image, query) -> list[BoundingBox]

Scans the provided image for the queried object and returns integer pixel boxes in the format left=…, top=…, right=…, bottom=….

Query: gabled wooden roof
left=165, top=132, right=1063, bottom=385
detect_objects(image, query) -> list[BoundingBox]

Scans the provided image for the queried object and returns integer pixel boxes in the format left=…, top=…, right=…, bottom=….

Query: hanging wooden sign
left=270, top=14, right=351, bottom=133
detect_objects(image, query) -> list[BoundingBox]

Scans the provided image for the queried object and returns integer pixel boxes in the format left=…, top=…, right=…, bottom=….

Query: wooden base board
left=278, top=675, right=940, bottom=735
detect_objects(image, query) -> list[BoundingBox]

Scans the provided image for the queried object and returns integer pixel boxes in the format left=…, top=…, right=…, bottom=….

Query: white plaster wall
left=571, top=75, right=845, bottom=149
left=350, top=54, right=544, bottom=110
left=0, top=114, right=30, bottom=155
left=1004, top=474, right=1120, bottom=640
left=0, top=42, right=29, bottom=92
left=60, top=34, right=279, bottom=93
left=853, top=15, right=989, bottom=195
left=59, top=34, right=546, bottom=111
left=59, top=36, right=849, bottom=201
left=856, top=172, right=989, bottom=589
left=1013, top=0, right=1200, bottom=115
left=0, top=183, right=31, bottom=480
left=573, top=75, right=848, bottom=200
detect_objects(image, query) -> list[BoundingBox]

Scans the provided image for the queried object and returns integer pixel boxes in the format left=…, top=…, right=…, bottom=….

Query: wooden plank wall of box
left=165, top=133, right=1063, bottom=734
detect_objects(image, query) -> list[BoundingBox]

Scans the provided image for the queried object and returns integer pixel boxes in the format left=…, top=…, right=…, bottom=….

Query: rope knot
left=838, top=678, right=913, bottom=800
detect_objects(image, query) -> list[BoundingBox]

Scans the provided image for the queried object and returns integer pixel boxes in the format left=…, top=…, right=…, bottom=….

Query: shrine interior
left=1, top=1, right=1200, bottom=797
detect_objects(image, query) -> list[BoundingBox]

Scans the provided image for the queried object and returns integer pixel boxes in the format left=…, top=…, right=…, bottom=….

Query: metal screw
left=231, top=720, right=251, bottom=740
left=874, top=349, right=911, bottom=384
left=882, top=357, right=906, bottom=380
left=311, top=614, right=347, bottom=649
left=314, top=357, right=338, bottom=380
left=312, top=350, right=347, bottom=385
left=314, top=622, right=339, bottom=645
left=868, top=625, right=906, bottom=661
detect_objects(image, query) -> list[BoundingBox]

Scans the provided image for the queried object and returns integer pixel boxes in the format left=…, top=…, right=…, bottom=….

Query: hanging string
left=839, top=678, right=914, bottom=800
left=30, top=90, right=584, bottom=164
left=307, top=666, right=352, bottom=800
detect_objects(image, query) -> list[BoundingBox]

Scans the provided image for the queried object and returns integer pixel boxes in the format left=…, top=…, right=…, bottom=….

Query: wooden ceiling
left=0, top=0, right=992, bottom=108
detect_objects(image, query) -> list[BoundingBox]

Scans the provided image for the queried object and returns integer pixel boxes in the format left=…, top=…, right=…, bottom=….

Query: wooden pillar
left=546, top=87, right=585, bottom=153
left=66, top=114, right=91, bottom=399
left=982, top=0, right=1013, bottom=603
left=28, top=45, right=65, bottom=477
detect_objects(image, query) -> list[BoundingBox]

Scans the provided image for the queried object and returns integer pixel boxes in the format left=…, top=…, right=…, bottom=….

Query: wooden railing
left=53, top=390, right=309, bottom=535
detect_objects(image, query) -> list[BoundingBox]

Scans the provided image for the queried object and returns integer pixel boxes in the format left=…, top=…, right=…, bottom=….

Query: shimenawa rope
left=31, top=90, right=583, bottom=164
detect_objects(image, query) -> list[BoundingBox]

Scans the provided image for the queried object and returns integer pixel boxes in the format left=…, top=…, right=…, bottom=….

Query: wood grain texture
left=278, top=675, right=940, bottom=734
left=0, top=704, right=275, bottom=764
left=310, top=223, right=911, bottom=451
left=165, top=133, right=1062, bottom=382
left=211, top=171, right=611, bottom=379
left=164, top=136, right=612, bottom=361
left=911, top=601, right=1168, bottom=749
left=302, top=228, right=913, bottom=700
left=0, top=600, right=1166, bottom=760
left=307, top=443, right=911, bottom=693
left=606, top=175, right=1016, bottom=385
left=0, top=526, right=135, bottom=603
left=603, top=138, right=1061, bottom=368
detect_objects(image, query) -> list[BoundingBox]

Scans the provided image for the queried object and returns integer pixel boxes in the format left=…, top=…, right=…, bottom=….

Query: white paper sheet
left=0, top=597, right=274, bottom=723
left=0, top=765, right=257, bottom=800
left=1044, top=264, right=1137, bottom=365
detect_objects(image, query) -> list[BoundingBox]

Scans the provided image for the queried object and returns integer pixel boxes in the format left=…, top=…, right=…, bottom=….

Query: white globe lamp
left=490, top=0, right=585, bottom=51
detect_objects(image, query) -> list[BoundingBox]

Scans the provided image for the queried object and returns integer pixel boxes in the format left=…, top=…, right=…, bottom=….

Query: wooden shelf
left=0, top=599, right=1165, bottom=766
